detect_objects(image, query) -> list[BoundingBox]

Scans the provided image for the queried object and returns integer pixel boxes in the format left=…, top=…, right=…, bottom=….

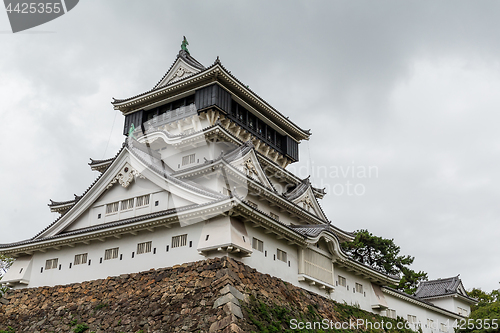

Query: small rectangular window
left=74, top=253, right=88, bottom=265
left=355, top=283, right=363, bottom=294
left=182, top=153, right=195, bottom=166
left=136, top=195, right=150, bottom=207
left=172, top=234, right=187, bottom=248
left=277, top=249, right=287, bottom=262
left=121, top=198, right=135, bottom=210
left=137, top=241, right=152, bottom=254
left=252, top=238, right=264, bottom=252
left=427, top=319, right=434, bottom=329
left=104, top=247, right=119, bottom=260
left=407, top=315, right=417, bottom=324
left=106, top=202, right=119, bottom=214
left=45, top=258, right=58, bottom=270
left=338, top=275, right=346, bottom=287
left=270, top=212, right=279, bottom=220
left=440, top=323, right=447, bottom=332
left=387, top=309, right=396, bottom=319
left=247, top=200, right=258, bottom=209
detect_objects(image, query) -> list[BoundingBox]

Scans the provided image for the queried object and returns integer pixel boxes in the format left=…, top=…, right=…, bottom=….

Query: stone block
left=220, top=284, right=244, bottom=301
left=223, top=302, right=243, bottom=319
left=209, top=314, right=236, bottom=332
left=213, top=293, right=239, bottom=309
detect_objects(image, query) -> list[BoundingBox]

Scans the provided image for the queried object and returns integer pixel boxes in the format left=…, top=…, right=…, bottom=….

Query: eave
left=0, top=199, right=233, bottom=256
left=89, top=158, right=114, bottom=173
left=335, top=257, right=400, bottom=286
left=175, top=158, right=334, bottom=230
left=112, top=64, right=310, bottom=141
left=382, top=287, right=466, bottom=320
left=419, top=293, right=478, bottom=305
left=167, top=123, right=327, bottom=200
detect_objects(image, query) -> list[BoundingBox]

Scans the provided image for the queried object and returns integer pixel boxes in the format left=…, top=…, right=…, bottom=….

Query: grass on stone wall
left=243, top=294, right=420, bottom=333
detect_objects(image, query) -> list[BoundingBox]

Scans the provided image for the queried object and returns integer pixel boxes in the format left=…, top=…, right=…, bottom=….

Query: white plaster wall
left=331, top=266, right=375, bottom=312
left=27, top=222, right=205, bottom=288
left=430, top=298, right=456, bottom=313
left=65, top=177, right=171, bottom=232
left=239, top=222, right=299, bottom=286
left=382, top=293, right=459, bottom=333
left=158, top=141, right=233, bottom=172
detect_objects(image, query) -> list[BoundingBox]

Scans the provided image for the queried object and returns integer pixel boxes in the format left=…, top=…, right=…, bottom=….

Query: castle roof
left=414, top=276, right=477, bottom=303
left=111, top=46, right=310, bottom=141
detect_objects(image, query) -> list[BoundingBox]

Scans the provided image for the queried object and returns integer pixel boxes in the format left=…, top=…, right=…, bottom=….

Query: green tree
left=0, top=254, right=14, bottom=297
left=457, top=284, right=500, bottom=333
left=341, top=229, right=427, bottom=294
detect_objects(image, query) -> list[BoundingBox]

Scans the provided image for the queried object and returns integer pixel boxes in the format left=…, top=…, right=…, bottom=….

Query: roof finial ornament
left=181, top=36, right=190, bottom=55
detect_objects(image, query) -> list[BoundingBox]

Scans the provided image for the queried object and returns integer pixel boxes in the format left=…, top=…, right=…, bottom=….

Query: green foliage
left=341, top=229, right=428, bottom=294
left=0, top=254, right=14, bottom=298
left=0, top=327, right=15, bottom=333
left=94, top=303, right=108, bottom=310
left=69, top=319, right=78, bottom=326
left=73, top=323, right=89, bottom=333
left=0, top=255, right=13, bottom=275
left=457, top=284, right=500, bottom=333
left=244, top=294, right=416, bottom=332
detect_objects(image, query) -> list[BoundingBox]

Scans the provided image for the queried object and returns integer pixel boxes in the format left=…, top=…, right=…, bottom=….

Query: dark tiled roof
left=414, top=276, right=475, bottom=302
left=0, top=200, right=226, bottom=249
left=88, top=157, right=114, bottom=166
left=383, top=286, right=473, bottom=318
left=112, top=55, right=310, bottom=139
left=48, top=196, right=78, bottom=207
left=289, top=224, right=330, bottom=237
left=284, top=176, right=311, bottom=200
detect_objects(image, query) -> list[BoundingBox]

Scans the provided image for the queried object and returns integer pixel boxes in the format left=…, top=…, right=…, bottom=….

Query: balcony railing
left=143, top=104, right=197, bottom=131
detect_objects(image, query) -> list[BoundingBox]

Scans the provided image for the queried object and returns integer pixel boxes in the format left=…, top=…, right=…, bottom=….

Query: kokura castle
left=1, top=39, right=475, bottom=332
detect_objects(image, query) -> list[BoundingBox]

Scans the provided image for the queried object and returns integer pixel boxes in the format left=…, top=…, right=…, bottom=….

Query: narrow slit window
left=104, top=247, right=119, bottom=260
left=45, top=258, right=58, bottom=270
left=74, top=253, right=88, bottom=265
left=172, top=234, right=187, bottom=248
left=137, top=241, right=152, bottom=254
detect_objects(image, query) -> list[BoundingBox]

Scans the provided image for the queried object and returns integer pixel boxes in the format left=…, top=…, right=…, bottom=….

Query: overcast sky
left=1, top=1, right=499, bottom=292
